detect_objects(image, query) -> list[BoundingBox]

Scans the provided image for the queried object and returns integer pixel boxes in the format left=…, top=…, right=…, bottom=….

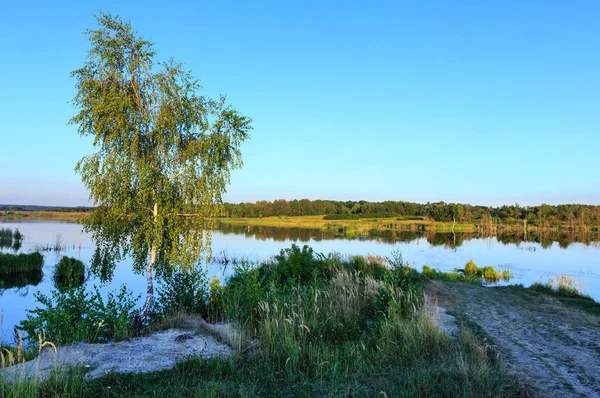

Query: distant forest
left=2, top=201, right=599, bottom=227
left=222, top=200, right=600, bottom=227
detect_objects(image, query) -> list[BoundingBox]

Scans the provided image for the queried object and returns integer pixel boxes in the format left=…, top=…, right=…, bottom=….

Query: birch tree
left=70, top=12, right=252, bottom=319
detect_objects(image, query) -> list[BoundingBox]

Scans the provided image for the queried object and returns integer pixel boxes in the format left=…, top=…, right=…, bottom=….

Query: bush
left=273, top=244, right=329, bottom=284
left=18, top=285, right=139, bottom=345
left=155, top=265, right=209, bottom=318
left=385, top=249, right=420, bottom=290
left=464, top=259, right=478, bottom=277
left=221, top=260, right=270, bottom=321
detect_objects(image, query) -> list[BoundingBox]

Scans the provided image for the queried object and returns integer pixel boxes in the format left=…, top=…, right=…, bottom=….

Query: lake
left=1, top=220, right=599, bottom=342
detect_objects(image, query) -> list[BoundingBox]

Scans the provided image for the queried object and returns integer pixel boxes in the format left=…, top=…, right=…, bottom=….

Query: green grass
left=422, top=261, right=510, bottom=284
left=2, top=245, right=530, bottom=397
left=530, top=274, right=594, bottom=302
left=0, top=252, right=43, bottom=274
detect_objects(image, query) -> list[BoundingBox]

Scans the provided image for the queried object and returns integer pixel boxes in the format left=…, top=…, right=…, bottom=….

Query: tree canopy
left=70, top=12, right=252, bottom=315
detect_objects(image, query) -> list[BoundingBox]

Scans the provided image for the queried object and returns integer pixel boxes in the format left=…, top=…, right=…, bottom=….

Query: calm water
left=1, top=220, right=599, bottom=342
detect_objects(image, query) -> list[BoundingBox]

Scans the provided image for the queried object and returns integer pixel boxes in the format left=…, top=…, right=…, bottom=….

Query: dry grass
left=217, top=215, right=478, bottom=234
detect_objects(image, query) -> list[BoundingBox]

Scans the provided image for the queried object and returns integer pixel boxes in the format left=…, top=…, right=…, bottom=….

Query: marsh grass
left=0, top=228, right=23, bottom=250
left=34, top=234, right=66, bottom=253
left=532, top=274, right=592, bottom=300
left=53, top=256, right=85, bottom=291
left=461, top=260, right=510, bottom=283
left=0, top=252, right=43, bottom=275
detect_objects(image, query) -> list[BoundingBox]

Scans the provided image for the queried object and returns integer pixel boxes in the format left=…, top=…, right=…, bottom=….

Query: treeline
left=221, top=200, right=600, bottom=227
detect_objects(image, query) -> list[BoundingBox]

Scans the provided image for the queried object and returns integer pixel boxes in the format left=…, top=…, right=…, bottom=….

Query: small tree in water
left=70, top=12, right=252, bottom=320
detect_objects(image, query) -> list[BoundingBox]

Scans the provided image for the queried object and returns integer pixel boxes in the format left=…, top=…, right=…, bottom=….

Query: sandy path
left=431, top=282, right=600, bottom=398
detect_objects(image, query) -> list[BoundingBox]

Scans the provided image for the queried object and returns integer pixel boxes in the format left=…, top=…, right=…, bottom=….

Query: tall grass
left=0, top=228, right=23, bottom=250
left=0, top=252, right=43, bottom=274
left=532, top=274, right=592, bottom=300
left=53, top=256, right=85, bottom=291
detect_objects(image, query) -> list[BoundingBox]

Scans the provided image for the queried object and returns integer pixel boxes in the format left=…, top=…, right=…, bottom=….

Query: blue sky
left=0, top=1, right=598, bottom=207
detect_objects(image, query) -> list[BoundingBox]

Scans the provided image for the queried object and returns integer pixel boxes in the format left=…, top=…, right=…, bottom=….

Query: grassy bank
left=0, top=211, right=87, bottom=222
left=218, top=215, right=478, bottom=235
left=2, top=247, right=529, bottom=397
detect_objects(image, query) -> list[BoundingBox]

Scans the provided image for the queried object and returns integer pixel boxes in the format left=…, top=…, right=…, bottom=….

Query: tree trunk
left=141, top=203, right=158, bottom=321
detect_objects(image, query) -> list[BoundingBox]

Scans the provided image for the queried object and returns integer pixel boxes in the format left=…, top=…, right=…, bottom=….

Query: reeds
left=0, top=252, right=43, bottom=274
left=53, top=256, right=85, bottom=291
left=533, top=274, right=591, bottom=299
left=0, top=228, right=23, bottom=250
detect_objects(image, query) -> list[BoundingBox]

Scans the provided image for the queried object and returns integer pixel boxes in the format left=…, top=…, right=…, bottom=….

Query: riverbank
left=218, top=215, right=478, bottom=234
left=2, top=247, right=599, bottom=396
left=1, top=250, right=532, bottom=397
left=0, top=211, right=87, bottom=222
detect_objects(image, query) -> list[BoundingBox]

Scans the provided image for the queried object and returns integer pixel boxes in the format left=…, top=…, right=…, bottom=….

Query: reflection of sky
left=1, top=221, right=599, bottom=342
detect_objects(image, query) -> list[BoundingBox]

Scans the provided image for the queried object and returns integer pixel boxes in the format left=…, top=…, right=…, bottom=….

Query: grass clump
left=531, top=274, right=592, bottom=300
left=53, top=256, right=85, bottom=291
left=0, top=252, right=43, bottom=274
left=0, top=227, right=23, bottom=250
left=461, top=260, right=510, bottom=283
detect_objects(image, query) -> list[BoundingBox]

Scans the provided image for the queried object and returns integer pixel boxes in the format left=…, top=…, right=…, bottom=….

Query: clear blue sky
left=1, top=1, right=598, bottom=207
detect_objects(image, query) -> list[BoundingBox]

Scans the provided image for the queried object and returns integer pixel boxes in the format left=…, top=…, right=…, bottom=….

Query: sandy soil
left=0, top=319, right=235, bottom=382
left=428, top=281, right=600, bottom=398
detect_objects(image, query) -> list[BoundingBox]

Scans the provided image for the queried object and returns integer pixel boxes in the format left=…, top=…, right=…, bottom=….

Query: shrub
left=385, top=249, right=420, bottom=290
left=54, top=257, right=85, bottom=278
left=464, top=259, right=478, bottom=277
left=481, top=266, right=502, bottom=282
left=273, top=244, right=329, bottom=284
left=155, top=265, right=209, bottom=318
left=18, top=285, right=139, bottom=345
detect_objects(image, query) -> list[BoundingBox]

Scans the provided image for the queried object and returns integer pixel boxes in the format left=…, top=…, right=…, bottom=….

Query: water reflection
left=216, top=223, right=600, bottom=249
left=0, top=271, right=42, bottom=292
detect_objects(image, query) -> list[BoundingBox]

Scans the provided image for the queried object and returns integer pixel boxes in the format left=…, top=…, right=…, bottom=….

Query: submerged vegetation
left=0, top=228, right=23, bottom=251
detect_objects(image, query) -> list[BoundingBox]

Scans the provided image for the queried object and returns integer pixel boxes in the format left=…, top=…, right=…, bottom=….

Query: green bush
left=54, top=256, right=85, bottom=278
left=221, top=260, right=271, bottom=321
left=273, top=244, right=329, bottom=284
left=0, top=252, right=43, bottom=274
left=464, top=259, right=478, bottom=277
left=53, top=256, right=85, bottom=292
left=18, top=285, right=139, bottom=345
left=155, top=265, right=209, bottom=318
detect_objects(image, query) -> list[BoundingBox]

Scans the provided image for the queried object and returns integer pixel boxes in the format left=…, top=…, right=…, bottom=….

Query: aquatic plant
left=0, top=228, right=24, bottom=250
left=0, top=252, right=43, bottom=274
left=53, top=256, right=85, bottom=292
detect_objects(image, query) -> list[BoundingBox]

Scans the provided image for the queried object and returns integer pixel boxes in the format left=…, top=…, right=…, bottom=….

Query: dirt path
left=429, top=281, right=600, bottom=397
